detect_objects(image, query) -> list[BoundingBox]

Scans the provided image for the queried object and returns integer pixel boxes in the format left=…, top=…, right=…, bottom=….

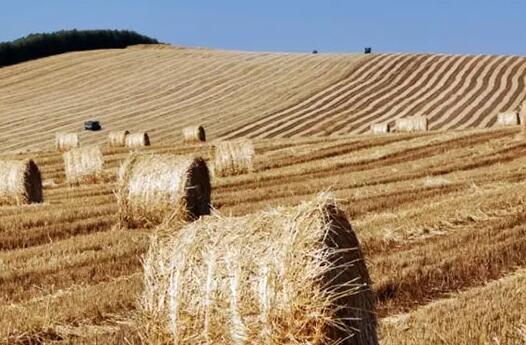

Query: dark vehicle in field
left=84, top=120, right=101, bottom=131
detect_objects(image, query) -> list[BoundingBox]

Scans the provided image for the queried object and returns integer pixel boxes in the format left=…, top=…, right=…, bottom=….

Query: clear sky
left=1, top=0, right=525, bottom=55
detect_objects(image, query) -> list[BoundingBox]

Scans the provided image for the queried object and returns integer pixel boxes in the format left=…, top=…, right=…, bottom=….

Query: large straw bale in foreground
left=63, top=146, right=104, bottom=184
left=108, top=130, right=130, bottom=147
left=126, top=132, right=150, bottom=148
left=214, top=140, right=254, bottom=176
left=55, top=133, right=79, bottom=151
left=140, top=194, right=377, bottom=345
left=0, top=159, right=43, bottom=205
left=117, top=154, right=211, bottom=228
left=370, top=122, right=390, bottom=134
left=496, top=111, right=520, bottom=126
left=395, top=116, right=428, bottom=132
left=182, top=125, right=206, bottom=143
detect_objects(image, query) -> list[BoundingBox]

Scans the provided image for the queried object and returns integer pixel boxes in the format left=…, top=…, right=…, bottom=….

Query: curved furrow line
left=251, top=54, right=413, bottom=139
left=0, top=48, right=257, bottom=117
left=219, top=54, right=388, bottom=139
left=404, top=55, right=486, bottom=126
left=338, top=54, right=460, bottom=135
left=278, top=54, right=437, bottom=138
left=0, top=50, right=243, bottom=127
left=313, top=54, right=452, bottom=136
left=52, top=53, right=334, bottom=143
left=105, top=55, right=360, bottom=142
left=0, top=50, right=119, bottom=89
left=364, top=55, right=470, bottom=131
left=0, top=53, right=269, bottom=143
left=143, top=57, right=358, bottom=140
left=254, top=54, right=416, bottom=138
left=0, top=50, right=153, bottom=104
left=450, top=56, right=524, bottom=130
left=430, top=55, right=506, bottom=129
left=474, top=60, right=526, bottom=128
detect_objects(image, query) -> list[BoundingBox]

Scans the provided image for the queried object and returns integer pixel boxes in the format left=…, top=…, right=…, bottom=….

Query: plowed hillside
left=1, top=45, right=526, bottom=152
left=0, top=126, right=525, bottom=344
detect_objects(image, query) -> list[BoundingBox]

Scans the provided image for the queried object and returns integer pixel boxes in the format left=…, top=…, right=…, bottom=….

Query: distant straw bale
left=63, top=146, right=104, bottom=184
left=371, top=122, right=390, bottom=134
left=55, top=133, right=79, bottom=151
left=139, top=193, right=378, bottom=345
left=108, top=130, right=130, bottom=147
left=395, top=116, right=428, bottom=132
left=214, top=140, right=254, bottom=177
left=117, top=154, right=211, bottom=229
left=182, top=126, right=206, bottom=143
left=0, top=159, right=43, bottom=205
left=496, top=111, right=520, bottom=126
left=126, top=132, right=150, bottom=148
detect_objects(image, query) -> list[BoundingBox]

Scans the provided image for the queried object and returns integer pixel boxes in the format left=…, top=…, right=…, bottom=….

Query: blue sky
left=1, top=0, right=525, bottom=55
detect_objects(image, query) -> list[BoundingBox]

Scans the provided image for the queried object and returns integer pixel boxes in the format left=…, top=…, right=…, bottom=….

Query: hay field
left=0, top=126, right=524, bottom=344
left=1, top=45, right=526, bottom=153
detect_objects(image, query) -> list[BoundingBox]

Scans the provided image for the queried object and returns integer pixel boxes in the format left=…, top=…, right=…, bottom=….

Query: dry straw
left=126, top=132, right=151, bottom=148
left=370, top=122, right=390, bottom=134
left=395, top=116, right=428, bottom=132
left=55, top=133, right=79, bottom=151
left=108, top=130, right=130, bottom=147
left=214, top=140, right=255, bottom=177
left=63, top=146, right=104, bottom=184
left=139, top=193, right=378, bottom=345
left=0, top=159, right=43, bottom=205
left=496, top=111, right=520, bottom=126
left=182, top=126, right=206, bottom=143
left=117, top=154, right=211, bottom=229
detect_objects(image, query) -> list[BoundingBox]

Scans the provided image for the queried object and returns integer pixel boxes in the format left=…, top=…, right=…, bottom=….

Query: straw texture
left=55, top=133, right=79, bottom=151
left=108, top=130, right=130, bottom=147
left=214, top=140, right=255, bottom=177
left=0, top=159, right=43, bottom=205
left=63, top=146, right=104, bottom=184
left=395, top=116, right=428, bottom=132
left=117, top=154, right=211, bottom=229
left=139, top=193, right=377, bottom=345
left=126, top=132, right=151, bottom=148
left=182, top=126, right=206, bottom=143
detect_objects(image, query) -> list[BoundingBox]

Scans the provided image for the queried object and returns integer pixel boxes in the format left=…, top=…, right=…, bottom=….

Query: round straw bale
left=63, top=146, right=104, bottom=184
left=0, top=159, right=43, bottom=205
left=214, top=140, right=254, bottom=177
left=182, top=125, right=206, bottom=143
left=139, top=193, right=377, bottom=345
left=55, top=133, right=79, bottom=151
left=117, top=154, right=211, bottom=229
left=126, top=132, right=151, bottom=148
left=108, top=130, right=130, bottom=147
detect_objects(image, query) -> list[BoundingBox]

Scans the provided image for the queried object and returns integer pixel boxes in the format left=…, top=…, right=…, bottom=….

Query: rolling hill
left=0, top=45, right=525, bottom=152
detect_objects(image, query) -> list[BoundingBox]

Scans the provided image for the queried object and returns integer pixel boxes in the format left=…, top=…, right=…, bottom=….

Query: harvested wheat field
left=2, top=46, right=526, bottom=153
left=0, top=125, right=524, bottom=344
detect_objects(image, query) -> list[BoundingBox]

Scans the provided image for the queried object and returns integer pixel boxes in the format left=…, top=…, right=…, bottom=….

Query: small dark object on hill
left=84, top=120, right=101, bottom=131
left=312, top=49, right=319, bottom=54
left=365, top=47, right=372, bottom=54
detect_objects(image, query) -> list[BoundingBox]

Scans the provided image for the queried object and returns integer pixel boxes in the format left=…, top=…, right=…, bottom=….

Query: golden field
left=0, top=125, right=524, bottom=344
left=1, top=45, right=526, bottom=344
